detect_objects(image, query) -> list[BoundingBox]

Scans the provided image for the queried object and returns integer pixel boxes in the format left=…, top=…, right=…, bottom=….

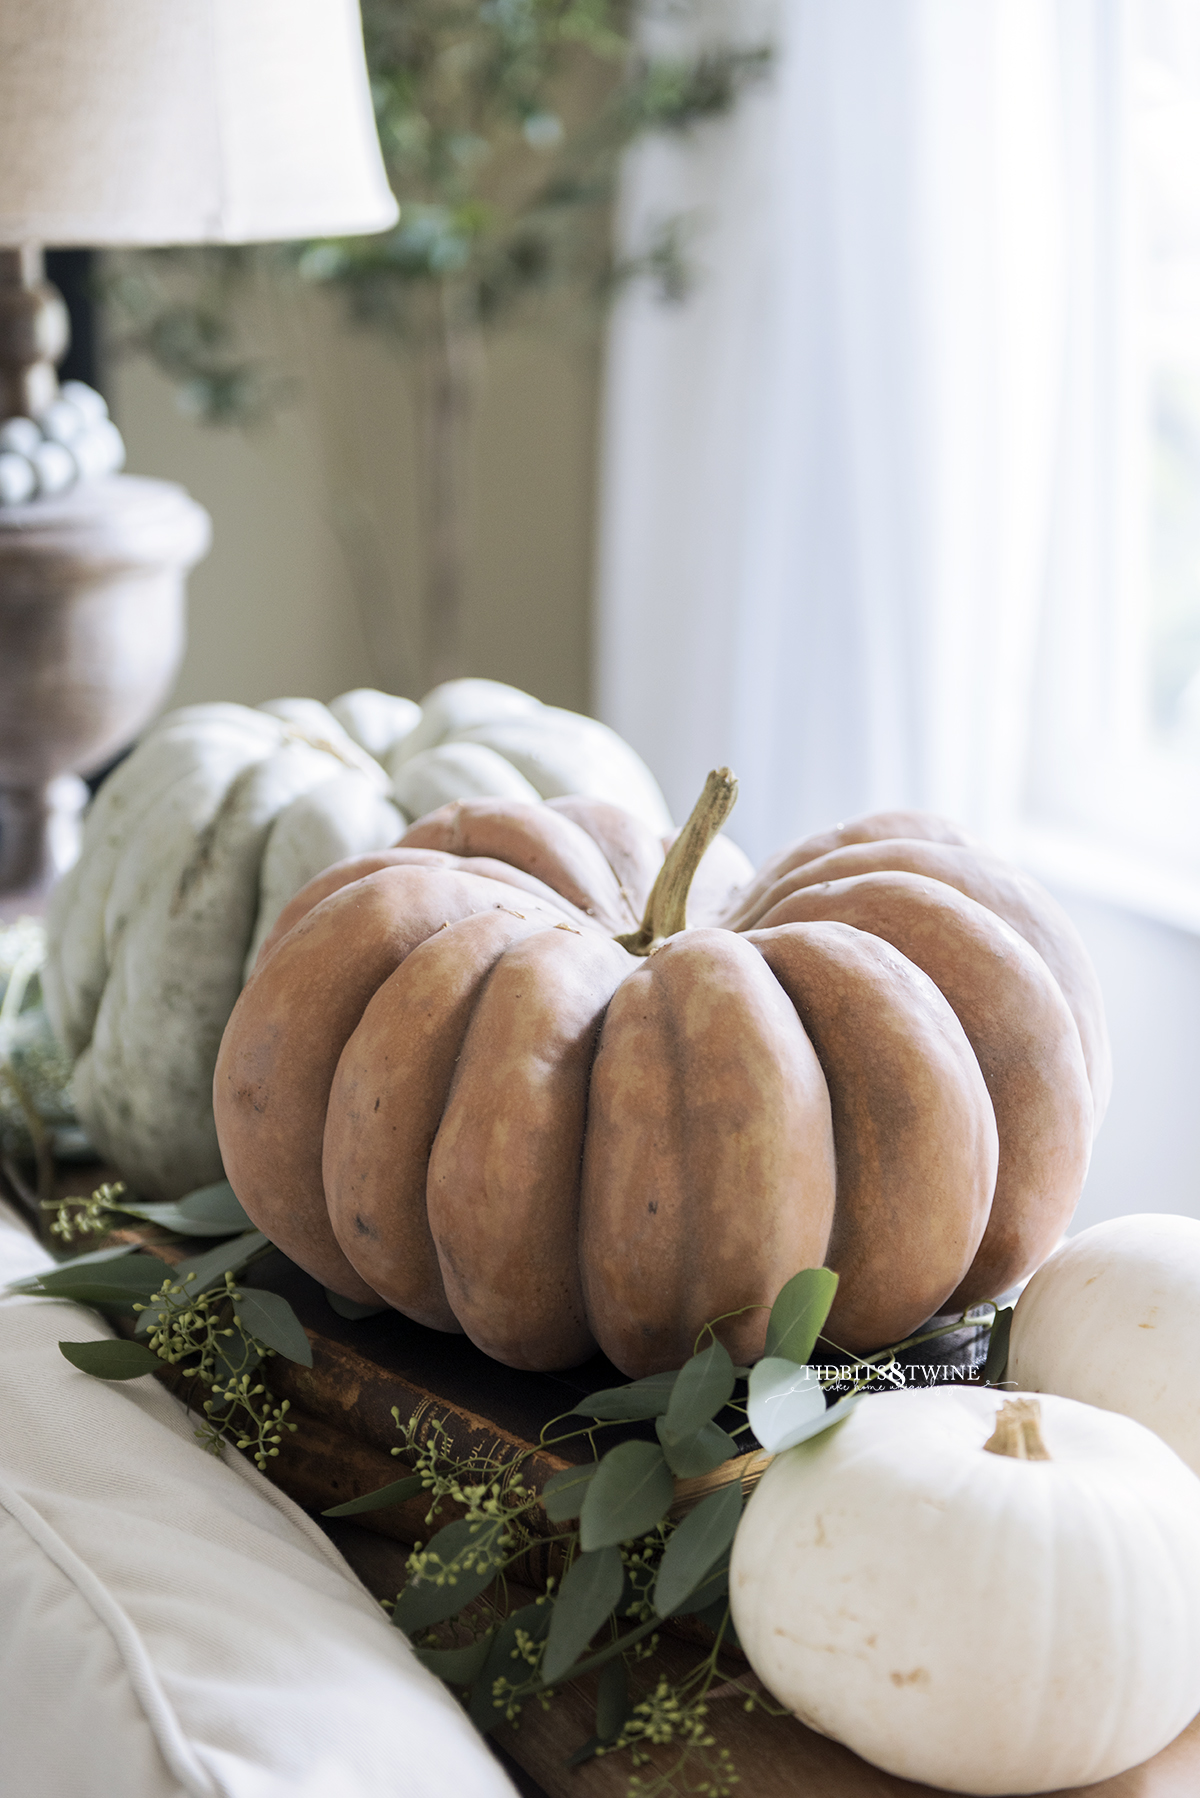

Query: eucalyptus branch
left=816, top=1307, right=995, bottom=1384
left=132, top=1271, right=298, bottom=1470
left=41, top=1181, right=130, bottom=1242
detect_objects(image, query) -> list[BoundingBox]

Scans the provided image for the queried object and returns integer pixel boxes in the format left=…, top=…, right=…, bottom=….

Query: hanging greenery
left=0, top=919, right=81, bottom=1203
left=103, top=0, right=772, bottom=682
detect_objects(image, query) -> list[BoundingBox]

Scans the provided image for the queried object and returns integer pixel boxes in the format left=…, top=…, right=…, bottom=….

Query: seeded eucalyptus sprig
left=326, top=1271, right=1008, bottom=1791
left=41, top=1177, right=264, bottom=1244
left=8, top=1179, right=313, bottom=1470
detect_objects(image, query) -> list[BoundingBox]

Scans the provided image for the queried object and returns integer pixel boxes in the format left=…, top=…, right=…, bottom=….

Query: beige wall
left=108, top=288, right=600, bottom=716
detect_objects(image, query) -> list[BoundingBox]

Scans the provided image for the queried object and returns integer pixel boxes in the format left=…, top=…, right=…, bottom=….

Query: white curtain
left=596, top=0, right=1083, bottom=862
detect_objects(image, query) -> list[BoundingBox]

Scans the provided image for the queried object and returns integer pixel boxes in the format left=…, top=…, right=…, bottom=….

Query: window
left=1022, top=0, right=1200, bottom=927
left=1140, top=1, right=1200, bottom=750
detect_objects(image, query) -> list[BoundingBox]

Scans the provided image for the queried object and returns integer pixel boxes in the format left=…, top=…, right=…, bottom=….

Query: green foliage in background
left=0, top=922, right=83, bottom=1201
left=107, top=0, right=771, bottom=422
left=103, top=1, right=771, bottom=683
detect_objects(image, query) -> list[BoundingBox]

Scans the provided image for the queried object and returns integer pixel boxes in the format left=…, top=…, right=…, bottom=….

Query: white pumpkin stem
left=983, top=1397, right=1052, bottom=1462
left=615, top=768, right=739, bottom=956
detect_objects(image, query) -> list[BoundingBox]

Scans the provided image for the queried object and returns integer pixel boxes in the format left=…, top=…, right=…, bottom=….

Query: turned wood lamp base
left=0, top=245, right=210, bottom=895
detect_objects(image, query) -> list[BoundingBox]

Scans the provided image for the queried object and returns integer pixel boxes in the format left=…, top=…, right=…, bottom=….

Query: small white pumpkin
left=730, top=1387, right=1200, bottom=1795
left=1008, top=1212, right=1200, bottom=1477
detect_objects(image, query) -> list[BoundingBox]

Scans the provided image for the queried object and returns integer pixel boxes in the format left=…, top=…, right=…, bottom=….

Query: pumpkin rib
left=427, top=927, right=636, bottom=1369
left=322, top=907, right=557, bottom=1332
left=748, top=921, right=999, bottom=1353
left=80, top=738, right=348, bottom=1201
left=544, top=795, right=663, bottom=925
left=756, top=871, right=1093, bottom=1306
left=726, top=808, right=974, bottom=929
left=579, top=929, right=837, bottom=1377
left=253, top=845, right=599, bottom=971
left=726, top=835, right=1111, bottom=1133
left=44, top=710, right=283, bottom=1059
left=214, top=865, right=578, bottom=1301
left=243, top=772, right=405, bottom=977
left=399, top=797, right=635, bottom=932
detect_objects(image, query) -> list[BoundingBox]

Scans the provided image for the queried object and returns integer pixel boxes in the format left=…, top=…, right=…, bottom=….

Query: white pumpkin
left=385, top=678, right=673, bottom=832
left=1008, top=1212, right=1200, bottom=1477
left=43, top=678, right=672, bottom=1199
left=730, top=1387, right=1200, bottom=1795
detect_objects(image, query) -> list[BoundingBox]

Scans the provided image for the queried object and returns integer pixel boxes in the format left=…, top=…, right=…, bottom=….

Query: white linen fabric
left=596, top=0, right=1072, bottom=864
left=0, top=1194, right=514, bottom=1798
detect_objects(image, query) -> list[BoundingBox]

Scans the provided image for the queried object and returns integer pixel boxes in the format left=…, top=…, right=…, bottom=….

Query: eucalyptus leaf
left=655, top=1417, right=739, bottom=1479
left=392, top=1518, right=505, bottom=1635
left=15, top=1256, right=169, bottom=1308
left=567, top=1654, right=631, bottom=1764
left=324, top=1289, right=390, bottom=1321
left=541, top=1461, right=599, bottom=1523
left=323, top=1474, right=426, bottom=1518
left=48, top=1242, right=141, bottom=1270
left=596, top=1654, right=631, bottom=1741
left=26, top=1258, right=168, bottom=1297
left=137, top=1231, right=270, bottom=1332
left=232, top=1288, right=312, bottom=1366
left=764, top=1266, right=838, bottom=1365
left=653, top=1481, right=744, bottom=1617
left=663, top=1339, right=735, bottom=1437
left=571, top=1369, right=678, bottom=1421
left=468, top=1599, right=553, bottom=1733
left=749, top=1365, right=861, bottom=1456
left=747, top=1357, right=826, bottom=1452
left=984, top=1306, right=1014, bottom=1386
left=414, top=1631, right=494, bottom=1687
left=58, top=1338, right=162, bottom=1380
left=176, top=1229, right=270, bottom=1288
left=113, top=1180, right=252, bottom=1237
left=541, top=1545, right=624, bottom=1684
left=579, top=1441, right=674, bottom=1552
left=670, top=1556, right=730, bottom=1618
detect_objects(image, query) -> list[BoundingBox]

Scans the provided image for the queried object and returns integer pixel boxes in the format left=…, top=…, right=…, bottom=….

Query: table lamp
left=0, top=0, right=398, bottom=893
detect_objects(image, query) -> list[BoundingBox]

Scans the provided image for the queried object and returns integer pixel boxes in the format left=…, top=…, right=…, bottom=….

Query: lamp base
left=0, top=473, right=211, bottom=894
left=0, top=774, right=88, bottom=898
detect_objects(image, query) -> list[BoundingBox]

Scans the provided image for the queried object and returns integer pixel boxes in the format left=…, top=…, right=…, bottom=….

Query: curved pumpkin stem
left=616, top=767, right=739, bottom=956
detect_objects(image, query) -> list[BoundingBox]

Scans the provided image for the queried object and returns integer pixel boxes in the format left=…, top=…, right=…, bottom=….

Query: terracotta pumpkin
left=213, top=774, right=1099, bottom=1377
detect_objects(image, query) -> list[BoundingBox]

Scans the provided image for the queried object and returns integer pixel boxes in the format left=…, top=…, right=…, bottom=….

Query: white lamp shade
left=0, top=0, right=398, bottom=246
